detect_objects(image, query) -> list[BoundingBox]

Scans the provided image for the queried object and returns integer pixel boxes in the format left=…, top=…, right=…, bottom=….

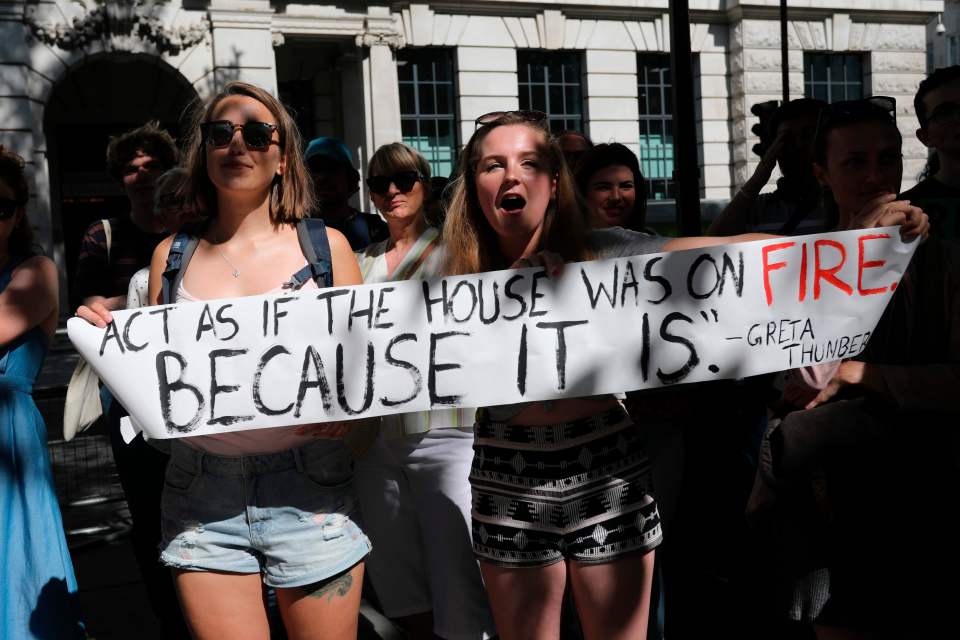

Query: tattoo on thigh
left=307, top=572, right=354, bottom=602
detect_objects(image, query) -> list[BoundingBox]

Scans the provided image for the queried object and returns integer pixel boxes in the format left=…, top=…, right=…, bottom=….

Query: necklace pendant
left=231, top=269, right=240, bottom=278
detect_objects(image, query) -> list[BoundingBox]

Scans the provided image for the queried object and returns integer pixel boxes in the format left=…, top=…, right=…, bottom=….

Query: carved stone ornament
left=25, top=1, right=209, bottom=55
left=355, top=31, right=405, bottom=49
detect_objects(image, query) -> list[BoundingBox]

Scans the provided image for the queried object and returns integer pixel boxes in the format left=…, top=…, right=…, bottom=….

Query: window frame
left=517, top=49, right=586, bottom=134
left=397, top=47, right=459, bottom=179
left=803, top=52, right=865, bottom=103
left=637, top=52, right=676, bottom=201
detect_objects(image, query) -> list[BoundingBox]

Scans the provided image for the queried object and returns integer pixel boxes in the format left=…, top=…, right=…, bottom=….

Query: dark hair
left=574, top=143, right=648, bottom=230
left=180, top=81, right=313, bottom=226
left=443, top=114, right=591, bottom=275
left=0, top=146, right=35, bottom=255
left=105, top=121, right=178, bottom=180
left=813, top=99, right=902, bottom=167
left=556, top=130, right=593, bottom=149
left=770, top=98, right=827, bottom=134
left=915, top=65, right=960, bottom=128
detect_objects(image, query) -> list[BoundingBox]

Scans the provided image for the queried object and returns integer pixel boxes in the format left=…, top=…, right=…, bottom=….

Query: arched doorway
left=44, top=53, right=197, bottom=306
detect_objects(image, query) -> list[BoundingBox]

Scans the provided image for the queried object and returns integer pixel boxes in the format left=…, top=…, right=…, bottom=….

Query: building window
left=517, top=50, right=584, bottom=133
left=803, top=53, right=864, bottom=103
left=637, top=53, right=675, bottom=201
left=398, top=48, right=458, bottom=179
left=949, top=36, right=960, bottom=66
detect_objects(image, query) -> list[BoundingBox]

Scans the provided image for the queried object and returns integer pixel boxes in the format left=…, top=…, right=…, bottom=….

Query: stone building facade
left=0, top=0, right=941, bottom=304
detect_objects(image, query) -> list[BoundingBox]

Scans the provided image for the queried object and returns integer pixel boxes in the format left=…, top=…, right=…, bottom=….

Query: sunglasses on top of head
left=0, top=198, right=22, bottom=220
left=365, top=171, right=423, bottom=196
left=200, top=120, right=280, bottom=151
left=474, top=110, right=548, bottom=130
left=814, top=96, right=896, bottom=134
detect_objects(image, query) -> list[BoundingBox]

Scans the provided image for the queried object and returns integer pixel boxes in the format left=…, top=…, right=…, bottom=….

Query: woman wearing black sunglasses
left=347, top=142, right=497, bottom=640
left=80, top=82, right=371, bottom=639
left=0, top=146, right=84, bottom=639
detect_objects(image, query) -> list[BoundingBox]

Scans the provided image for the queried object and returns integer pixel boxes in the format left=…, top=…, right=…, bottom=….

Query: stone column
left=208, top=0, right=277, bottom=94
left=867, top=24, right=928, bottom=190
left=694, top=25, right=734, bottom=201
left=357, top=32, right=404, bottom=150
left=584, top=50, right=641, bottom=154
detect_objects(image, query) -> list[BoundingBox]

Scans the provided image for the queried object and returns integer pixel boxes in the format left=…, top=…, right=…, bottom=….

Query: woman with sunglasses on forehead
left=81, top=82, right=371, bottom=639
left=0, top=146, right=84, bottom=639
left=346, top=142, right=496, bottom=640
left=752, top=97, right=955, bottom=636
left=443, top=110, right=929, bottom=640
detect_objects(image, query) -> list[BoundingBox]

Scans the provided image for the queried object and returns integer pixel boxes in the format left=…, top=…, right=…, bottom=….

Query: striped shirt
left=356, top=227, right=476, bottom=438
left=73, top=216, right=166, bottom=307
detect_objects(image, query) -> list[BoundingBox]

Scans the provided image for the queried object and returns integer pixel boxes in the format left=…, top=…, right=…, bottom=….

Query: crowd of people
left=2, top=63, right=957, bottom=640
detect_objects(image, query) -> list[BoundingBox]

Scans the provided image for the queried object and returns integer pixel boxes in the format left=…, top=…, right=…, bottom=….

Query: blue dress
left=0, top=257, right=84, bottom=639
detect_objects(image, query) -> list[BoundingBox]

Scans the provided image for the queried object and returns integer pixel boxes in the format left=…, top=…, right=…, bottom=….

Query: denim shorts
left=159, top=439, right=371, bottom=588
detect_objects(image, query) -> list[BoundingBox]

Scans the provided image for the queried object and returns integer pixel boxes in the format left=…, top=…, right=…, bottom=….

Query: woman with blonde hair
left=351, top=142, right=496, bottom=640
left=78, top=81, right=370, bottom=640
left=442, top=110, right=927, bottom=640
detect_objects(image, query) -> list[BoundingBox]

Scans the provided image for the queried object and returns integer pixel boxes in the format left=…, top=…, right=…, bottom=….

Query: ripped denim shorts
left=159, top=438, right=371, bottom=588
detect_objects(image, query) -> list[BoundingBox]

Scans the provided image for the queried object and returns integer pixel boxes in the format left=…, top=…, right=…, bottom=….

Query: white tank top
left=176, top=276, right=321, bottom=457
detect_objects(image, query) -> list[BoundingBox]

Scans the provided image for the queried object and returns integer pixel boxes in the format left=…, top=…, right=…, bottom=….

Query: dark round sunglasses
left=0, top=198, right=22, bottom=220
left=366, top=171, right=422, bottom=196
left=200, top=120, right=280, bottom=151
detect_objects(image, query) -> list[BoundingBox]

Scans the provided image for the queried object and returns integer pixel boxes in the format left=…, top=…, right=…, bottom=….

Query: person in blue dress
left=0, top=145, right=84, bottom=639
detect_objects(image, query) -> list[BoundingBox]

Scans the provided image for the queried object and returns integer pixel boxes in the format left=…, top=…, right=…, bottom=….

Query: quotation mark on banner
left=699, top=309, right=721, bottom=374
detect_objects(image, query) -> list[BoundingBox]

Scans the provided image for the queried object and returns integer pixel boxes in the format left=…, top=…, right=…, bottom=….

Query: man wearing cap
left=709, top=98, right=828, bottom=236
left=304, top=136, right=389, bottom=250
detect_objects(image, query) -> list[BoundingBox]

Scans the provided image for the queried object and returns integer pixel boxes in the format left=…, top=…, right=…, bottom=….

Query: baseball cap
left=304, top=137, right=357, bottom=171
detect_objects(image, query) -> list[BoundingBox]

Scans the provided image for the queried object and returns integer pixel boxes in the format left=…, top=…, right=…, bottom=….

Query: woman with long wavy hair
left=441, top=110, right=926, bottom=640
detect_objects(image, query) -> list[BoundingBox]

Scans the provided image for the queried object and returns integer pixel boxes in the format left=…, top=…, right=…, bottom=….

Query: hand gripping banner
left=67, top=228, right=918, bottom=442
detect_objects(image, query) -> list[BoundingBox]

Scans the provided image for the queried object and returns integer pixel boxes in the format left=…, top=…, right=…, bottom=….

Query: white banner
left=67, top=229, right=917, bottom=441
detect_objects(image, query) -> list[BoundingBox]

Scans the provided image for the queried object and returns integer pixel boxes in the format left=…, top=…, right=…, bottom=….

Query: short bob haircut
left=105, top=121, right=178, bottom=181
left=179, top=81, right=313, bottom=226
left=574, top=142, right=648, bottom=231
left=442, top=113, right=591, bottom=276
left=368, top=142, right=433, bottom=217
left=368, top=142, right=432, bottom=183
left=0, top=145, right=36, bottom=256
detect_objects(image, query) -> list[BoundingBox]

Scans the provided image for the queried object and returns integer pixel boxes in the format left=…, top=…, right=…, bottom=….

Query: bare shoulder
left=12, top=255, right=57, bottom=284
left=325, top=226, right=352, bottom=256
left=152, top=234, right=177, bottom=261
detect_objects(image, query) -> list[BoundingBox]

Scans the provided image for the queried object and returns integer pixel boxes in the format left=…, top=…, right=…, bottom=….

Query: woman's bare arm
left=0, top=256, right=58, bottom=347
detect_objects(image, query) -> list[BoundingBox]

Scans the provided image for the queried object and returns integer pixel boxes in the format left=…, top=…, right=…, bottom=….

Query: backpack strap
left=160, top=229, right=201, bottom=305
left=288, top=217, right=334, bottom=289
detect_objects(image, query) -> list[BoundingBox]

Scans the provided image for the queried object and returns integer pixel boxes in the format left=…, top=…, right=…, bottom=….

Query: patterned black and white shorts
left=470, top=406, right=663, bottom=567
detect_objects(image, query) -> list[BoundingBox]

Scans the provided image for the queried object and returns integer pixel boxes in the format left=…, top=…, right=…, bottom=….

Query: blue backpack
left=160, top=218, right=334, bottom=304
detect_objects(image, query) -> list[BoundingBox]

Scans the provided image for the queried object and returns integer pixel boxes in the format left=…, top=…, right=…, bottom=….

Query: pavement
left=37, top=332, right=402, bottom=640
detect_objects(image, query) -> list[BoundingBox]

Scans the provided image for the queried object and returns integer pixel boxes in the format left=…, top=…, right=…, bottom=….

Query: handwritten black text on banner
left=66, top=228, right=917, bottom=441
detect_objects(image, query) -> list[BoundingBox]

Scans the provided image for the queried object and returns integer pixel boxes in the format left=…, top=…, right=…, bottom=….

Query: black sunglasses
left=366, top=171, right=422, bottom=196
left=0, top=198, right=21, bottom=220
left=474, top=110, right=548, bottom=130
left=200, top=120, right=280, bottom=151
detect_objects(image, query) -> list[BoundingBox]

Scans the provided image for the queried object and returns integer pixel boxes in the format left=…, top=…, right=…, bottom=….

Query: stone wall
left=731, top=14, right=930, bottom=194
